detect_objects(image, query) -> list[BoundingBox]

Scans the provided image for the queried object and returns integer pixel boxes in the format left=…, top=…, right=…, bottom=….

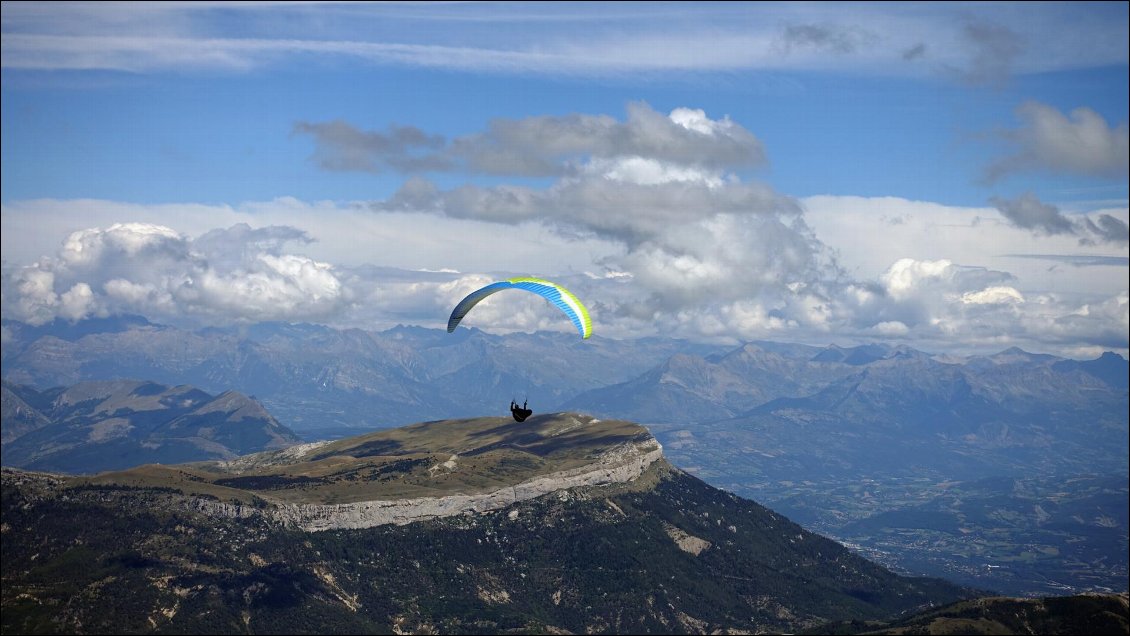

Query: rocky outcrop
left=663, top=522, right=712, bottom=555
left=192, top=436, right=663, bottom=532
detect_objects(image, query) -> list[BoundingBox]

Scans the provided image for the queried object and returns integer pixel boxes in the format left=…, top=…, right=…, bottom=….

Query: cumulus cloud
left=860, top=258, right=1019, bottom=329
left=58, top=282, right=97, bottom=321
left=986, top=101, right=1129, bottom=182
left=618, top=213, right=836, bottom=313
left=834, top=257, right=1117, bottom=353
left=8, top=268, right=60, bottom=326
left=1019, top=291, right=1129, bottom=353
left=59, top=222, right=189, bottom=265
left=800, top=194, right=1127, bottom=354
left=296, top=102, right=767, bottom=178
left=1, top=222, right=352, bottom=326
left=264, top=105, right=847, bottom=341
left=353, top=106, right=842, bottom=339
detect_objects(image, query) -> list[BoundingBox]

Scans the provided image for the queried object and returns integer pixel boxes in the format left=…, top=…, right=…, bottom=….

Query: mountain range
left=1, top=379, right=299, bottom=473
left=1, top=316, right=726, bottom=435
left=1, top=315, right=1126, bottom=598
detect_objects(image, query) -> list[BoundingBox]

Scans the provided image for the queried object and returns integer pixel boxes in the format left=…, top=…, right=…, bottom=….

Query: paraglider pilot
left=510, top=399, right=532, bottom=422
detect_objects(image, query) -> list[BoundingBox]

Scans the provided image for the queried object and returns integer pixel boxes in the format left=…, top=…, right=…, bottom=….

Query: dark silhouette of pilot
left=510, top=399, right=532, bottom=422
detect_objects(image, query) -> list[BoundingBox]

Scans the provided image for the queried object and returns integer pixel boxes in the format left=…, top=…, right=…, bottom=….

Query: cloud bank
left=2, top=222, right=351, bottom=326
left=3, top=104, right=1127, bottom=358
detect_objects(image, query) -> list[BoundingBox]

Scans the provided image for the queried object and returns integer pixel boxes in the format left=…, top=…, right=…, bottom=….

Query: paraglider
left=510, top=399, right=532, bottom=422
left=447, top=277, right=591, bottom=422
left=446, top=277, right=593, bottom=339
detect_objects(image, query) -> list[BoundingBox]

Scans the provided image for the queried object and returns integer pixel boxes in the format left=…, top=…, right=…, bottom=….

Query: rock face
left=196, top=432, right=663, bottom=531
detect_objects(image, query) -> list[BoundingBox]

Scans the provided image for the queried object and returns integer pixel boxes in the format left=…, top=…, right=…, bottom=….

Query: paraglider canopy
left=447, top=277, right=593, bottom=339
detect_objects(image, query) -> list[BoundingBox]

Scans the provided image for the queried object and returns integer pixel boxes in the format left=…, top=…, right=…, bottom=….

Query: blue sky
left=2, top=2, right=1127, bottom=358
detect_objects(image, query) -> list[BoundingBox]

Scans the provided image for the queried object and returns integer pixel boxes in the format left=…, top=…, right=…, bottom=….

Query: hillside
left=813, top=593, right=1130, bottom=635
left=0, top=379, right=300, bottom=473
left=1, top=413, right=974, bottom=634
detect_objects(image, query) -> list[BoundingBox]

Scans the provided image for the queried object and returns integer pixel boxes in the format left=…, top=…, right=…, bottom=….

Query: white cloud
left=104, top=278, right=176, bottom=314
left=584, top=157, right=725, bottom=188
left=1018, top=291, right=1129, bottom=353
left=8, top=267, right=59, bottom=326
left=862, top=258, right=1022, bottom=334
left=0, top=197, right=622, bottom=277
left=799, top=195, right=1127, bottom=355
left=2, top=196, right=1126, bottom=356
left=1, top=222, right=352, bottom=326
left=871, top=320, right=909, bottom=336
left=61, top=222, right=185, bottom=266
left=58, top=282, right=98, bottom=321
left=669, top=107, right=730, bottom=135
left=961, top=286, right=1025, bottom=305
left=802, top=195, right=1129, bottom=297
left=881, top=258, right=960, bottom=300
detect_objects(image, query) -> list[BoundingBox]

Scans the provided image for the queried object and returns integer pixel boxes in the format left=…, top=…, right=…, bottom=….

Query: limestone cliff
left=195, top=432, right=662, bottom=531
left=85, top=412, right=666, bottom=532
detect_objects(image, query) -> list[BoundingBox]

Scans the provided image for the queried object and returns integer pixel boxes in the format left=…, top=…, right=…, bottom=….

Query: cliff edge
left=73, top=412, right=664, bottom=531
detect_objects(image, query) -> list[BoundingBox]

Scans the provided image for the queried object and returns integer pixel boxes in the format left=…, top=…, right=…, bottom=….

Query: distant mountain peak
left=811, top=343, right=890, bottom=365
left=987, top=346, right=1060, bottom=365
left=1052, top=350, right=1130, bottom=390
